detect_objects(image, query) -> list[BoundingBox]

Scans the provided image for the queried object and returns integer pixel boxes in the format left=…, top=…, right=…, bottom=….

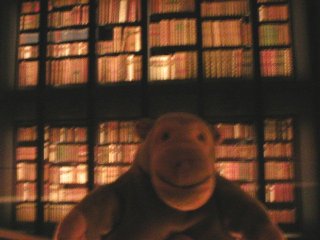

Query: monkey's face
left=147, top=115, right=217, bottom=211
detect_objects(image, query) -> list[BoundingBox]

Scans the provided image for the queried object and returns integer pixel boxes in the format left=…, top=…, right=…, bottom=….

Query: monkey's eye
left=161, top=132, right=171, bottom=141
left=197, top=133, right=206, bottom=142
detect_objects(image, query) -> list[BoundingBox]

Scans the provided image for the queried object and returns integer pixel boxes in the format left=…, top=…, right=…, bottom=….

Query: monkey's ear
left=136, top=118, right=154, bottom=140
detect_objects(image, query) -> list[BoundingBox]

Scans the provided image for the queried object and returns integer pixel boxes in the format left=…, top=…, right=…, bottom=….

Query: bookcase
left=96, top=0, right=142, bottom=83
left=263, top=118, right=298, bottom=231
left=257, top=0, right=293, bottom=77
left=95, top=120, right=140, bottom=185
left=18, top=0, right=40, bottom=87
left=15, top=126, right=38, bottom=223
left=214, top=122, right=257, bottom=198
left=8, top=0, right=317, bottom=239
left=43, top=125, right=88, bottom=222
left=46, top=0, right=89, bottom=86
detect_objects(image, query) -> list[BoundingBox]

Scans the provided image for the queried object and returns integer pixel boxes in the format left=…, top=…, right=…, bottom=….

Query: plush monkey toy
left=54, top=112, right=285, bottom=240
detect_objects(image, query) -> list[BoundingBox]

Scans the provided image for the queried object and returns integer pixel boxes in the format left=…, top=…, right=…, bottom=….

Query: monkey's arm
left=54, top=186, right=120, bottom=240
left=215, top=175, right=286, bottom=240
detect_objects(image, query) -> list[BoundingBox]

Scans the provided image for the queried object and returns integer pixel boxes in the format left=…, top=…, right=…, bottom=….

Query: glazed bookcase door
left=43, top=125, right=88, bottom=223
left=17, top=0, right=40, bottom=87
left=15, top=126, right=38, bottom=224
left=149, top=0, right=198, bottom=82
left=257, top=0, right=293, bottom=78
left=94, top=120, right=140, bottom=186
left=213, top=121, right=258, bottom=197
left=46, top=0, right=90, bottom=86
left=96, top=0, right=143, bottom=84
left=263, top=118, right=300, bottom=237
left=201, top=0, right=253, bottom=80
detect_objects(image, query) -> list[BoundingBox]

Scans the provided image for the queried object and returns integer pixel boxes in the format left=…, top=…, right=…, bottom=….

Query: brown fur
left=54, top=112, right=285, bottom=240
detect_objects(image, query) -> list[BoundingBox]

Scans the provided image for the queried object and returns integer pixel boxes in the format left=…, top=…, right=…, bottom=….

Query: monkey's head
left=135, top=112, right=220, bottom=212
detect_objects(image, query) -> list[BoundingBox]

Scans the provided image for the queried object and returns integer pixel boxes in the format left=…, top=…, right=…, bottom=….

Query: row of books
left=97, top=55, right=141, bottom=83
left=16, top=147, right=37, bottom=161
left=44, top=203, right=74, bottom=222
left=260, top=49, right=292, bottom=77
left=46, top=58, right=88, bottom=85
left=20, top=14, right=39, bottom=31
left=201, top=0, right=248, bottom=17
left=215, top=123, right=255, bottom=141
left=269, top=209, right=296, bottom=224
left=47, top=144, right=88, bottom=163
left=264, top=143, right=293, bottom=158
left=95, top=144, right=139, bottom=164
left=216, top=162, right=256, bottom=181
left=264, top=119, right=293, bottom=141
left=95, top=165, right=130, bottom=185
left=265, top=161, right=294, bottom=180
left=258, top=5, right=289, bottom=21
left=96, top=26, right=141, bottom=54
left=48, top=0, right=89, bottom=9
left=45, top=164, right=87, bottom=184
left=47, top=42, right=88, bottom=58
left=21, top=1, right=40, bottom=14
left=19, top=46, right=38, bottom=59
left=43, top=184, right=87, bottom=202
left=215, top=144, right=257, bottom=159
left=47, top=28, right=88, bottom=43
left=19, top=61, right=38, bottom=87
left=17, top=163, right=37, bottom=181
left=19, top=32, right=39, bottom=45
left=149, top=19, right=197, bottom=47
left=150, top=52, right=197, bottom=81
left=151, top=0, right=195, bottom=14
left=16, top=182, right=37, bottom=201
left=16, top=203, right=36, bottom=222
left=265, top=183, right=295, bottom=202
left=202, top=20, right=252, bottom=47
left=98, top=121, right=139, bottom=144
left=259, top=24, right=291, bottom=46
left=97, top=0, right=141, bottom=24
left=203, top=49, right=253, bottom=78
left=17, top=127, right=37, bottom=142
left=48, top=5, right=89, bottom=28
left=46, top=127, right=87, bottom=143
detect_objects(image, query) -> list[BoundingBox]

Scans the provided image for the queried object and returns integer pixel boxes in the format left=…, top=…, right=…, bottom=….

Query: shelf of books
left=96, top=0, right=142, bottom=84
left=263, top=118, right=298, bottom=234
left=95, top=120, right=140, bottom=186
left=149, top=0, right=197, bottom=81
left=257, top=0, right=293, bottom=77
left=18, top=0, right=40, bottom=87
left=46, top=0, right=89, bottom=86
left=201, top=0, right=253, bottom=80
left=15, top=126, right=38, bottom=223
left=43, top=126, right=88, bottom=222
left=214, top=122, right=258, bottom=198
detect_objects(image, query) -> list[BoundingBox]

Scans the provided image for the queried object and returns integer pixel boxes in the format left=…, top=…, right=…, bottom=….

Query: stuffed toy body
left=54, top=112, right=285, bottom=240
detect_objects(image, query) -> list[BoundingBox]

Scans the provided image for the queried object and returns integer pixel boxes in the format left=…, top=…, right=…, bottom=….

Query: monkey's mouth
left=157, top=174, right=212, bottom=190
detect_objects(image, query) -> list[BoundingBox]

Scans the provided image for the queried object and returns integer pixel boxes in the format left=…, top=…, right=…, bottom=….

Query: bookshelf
left=149, top=0, right=197, bottom=81
left=18, top=0, right=40, bottom=87
left=96, top=0, right=142, bottom=84
left=95, top=120, right=140, bottom=185
left=214, top=122, right=258, bottom=198
left=10, top=0, right=313, bottom=239
left=263, top=118, right=298, bottom=233
left=201, top=0, right=253, bottom=79
left=257, top=0, right=293, bottom=77
left=15, top=126, right=38, bottom=223
left=46, top=0, right=89, bottom=86
left=43, top=126, right=88, bottom=222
